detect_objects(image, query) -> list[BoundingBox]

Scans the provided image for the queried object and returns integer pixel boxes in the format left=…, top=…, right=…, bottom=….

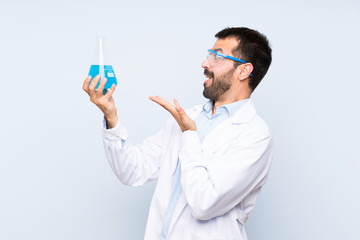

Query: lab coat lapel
left=230, top=100, right=257, bottom=125
left=167, top=106, right=203, bottom=234
left=170, top=106, right=203, bottom=175
left=203, top=100, right=256, bottom=153
left=169, top=128, right=182, bottom=175
left=167, top=192, right=187, bottom=236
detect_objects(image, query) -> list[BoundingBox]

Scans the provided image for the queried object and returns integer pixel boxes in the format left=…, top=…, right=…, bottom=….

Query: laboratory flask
left=88, top=36, right=117, bottom=93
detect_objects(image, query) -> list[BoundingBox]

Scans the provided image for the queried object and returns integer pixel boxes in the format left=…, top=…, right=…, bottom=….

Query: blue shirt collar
left=202, top=101, right=213, bottom=113
left=202, top=98, right=250, bottom=118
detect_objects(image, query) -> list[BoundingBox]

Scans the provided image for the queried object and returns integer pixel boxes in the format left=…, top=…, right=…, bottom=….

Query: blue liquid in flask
left=88, top=65, right=117, bottom=93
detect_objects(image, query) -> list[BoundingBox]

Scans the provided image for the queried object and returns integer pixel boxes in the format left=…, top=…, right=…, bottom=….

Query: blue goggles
left=207, top=49, right=252, bottom=77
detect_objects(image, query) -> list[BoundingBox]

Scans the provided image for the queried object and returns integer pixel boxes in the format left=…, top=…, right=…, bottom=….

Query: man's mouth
left=204, top=77, right=212, bottom=85
left=203, top=69, right=214, bottom=85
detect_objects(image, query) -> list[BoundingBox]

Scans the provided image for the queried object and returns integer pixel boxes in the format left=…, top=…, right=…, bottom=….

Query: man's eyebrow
left=212, top=48, right=223, bottom=53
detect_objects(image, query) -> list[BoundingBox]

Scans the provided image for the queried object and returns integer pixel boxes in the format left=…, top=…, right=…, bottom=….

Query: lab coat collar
left=189, top=99, right=256, bottom=124
left=230, top=99, right=256, bottom=124
left=200, top=99, right=256, bottom=155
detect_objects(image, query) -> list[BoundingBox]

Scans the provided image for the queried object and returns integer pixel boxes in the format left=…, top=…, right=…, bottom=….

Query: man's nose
left=201, top=57, right=210, bottom=69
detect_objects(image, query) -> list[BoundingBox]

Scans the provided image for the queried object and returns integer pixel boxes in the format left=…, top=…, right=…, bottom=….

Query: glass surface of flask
left=88, top=36, right=117, bottom=93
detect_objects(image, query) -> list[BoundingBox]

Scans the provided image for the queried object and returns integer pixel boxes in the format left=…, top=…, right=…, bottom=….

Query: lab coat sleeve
left=179, top=126, right=273, bottom=220
left=102, top=118, right=172, bottom=187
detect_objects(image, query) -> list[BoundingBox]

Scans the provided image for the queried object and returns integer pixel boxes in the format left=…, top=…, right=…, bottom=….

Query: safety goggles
left=207, top=49, right=252, bottom=76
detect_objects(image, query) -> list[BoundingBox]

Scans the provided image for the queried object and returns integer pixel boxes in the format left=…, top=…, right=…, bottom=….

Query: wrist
left=185, top=123, right=197, bottom=132
left=104, top=111, right=118, bottom=129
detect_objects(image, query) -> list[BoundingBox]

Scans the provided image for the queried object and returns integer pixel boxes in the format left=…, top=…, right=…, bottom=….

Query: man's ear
left=237, top=63, right=253, bottom=80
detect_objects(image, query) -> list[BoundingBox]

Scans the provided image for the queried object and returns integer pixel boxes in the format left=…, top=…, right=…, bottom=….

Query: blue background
left=0, top=0, right=359, bottom=239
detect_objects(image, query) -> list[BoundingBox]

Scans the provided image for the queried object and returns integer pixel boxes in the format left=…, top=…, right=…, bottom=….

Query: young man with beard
left=83, top=27, right=273, bottom=240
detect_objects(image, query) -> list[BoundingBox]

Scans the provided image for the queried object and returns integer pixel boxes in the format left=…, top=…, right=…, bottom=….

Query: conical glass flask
left=88, top=36, right=117, bottom=92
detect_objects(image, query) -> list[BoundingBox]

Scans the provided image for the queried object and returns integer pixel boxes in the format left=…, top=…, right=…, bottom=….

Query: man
left=83, top=27, right=273, bottom=240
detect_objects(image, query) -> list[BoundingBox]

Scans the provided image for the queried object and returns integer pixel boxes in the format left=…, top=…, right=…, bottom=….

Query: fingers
left=174, top=98, right=187, bottom=119
left=173, top=99, right=183, bottom=112
left=148, top=96, right=158, bottom=103
left=149, top=96, right=195, bottom=132
left=149, top=96, right=183, bottom=127
left=173, top=98, right=196, bottom=131
left=82, top=76, right=92, bottom=94
left=148, top=96, right=165, bottom=105
left=149, top=96, right=172, bottom=110
left=88, top=75, right=101, bottom=96
left=104, top=84, right=116, bottom=99
left=96, top=78, right=107, bottom=97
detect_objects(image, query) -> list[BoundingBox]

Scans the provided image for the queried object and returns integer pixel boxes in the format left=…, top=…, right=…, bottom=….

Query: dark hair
left=215, top=27, right=272, bottom=91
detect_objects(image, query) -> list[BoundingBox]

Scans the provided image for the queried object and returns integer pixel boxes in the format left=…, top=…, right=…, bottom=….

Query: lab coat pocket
left=235, top=209, right=248, bottom=225
left=233, top=208, right=248, bottom=239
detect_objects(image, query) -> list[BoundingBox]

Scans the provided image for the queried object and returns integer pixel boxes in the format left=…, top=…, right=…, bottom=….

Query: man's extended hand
left=149, top=96, right=196, bottom=132
left=82, top=75, right=118, bottom=128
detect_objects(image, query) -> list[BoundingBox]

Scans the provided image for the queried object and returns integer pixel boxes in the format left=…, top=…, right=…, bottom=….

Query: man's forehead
left=212, top=37, right=239, bottom=54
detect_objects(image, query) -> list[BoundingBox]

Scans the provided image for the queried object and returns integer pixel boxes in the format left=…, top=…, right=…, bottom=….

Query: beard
left=203, top=68, right=235, bottom=101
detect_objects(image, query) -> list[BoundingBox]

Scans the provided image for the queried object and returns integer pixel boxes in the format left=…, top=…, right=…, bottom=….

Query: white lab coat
left=102, top=99, right=273, bottom=240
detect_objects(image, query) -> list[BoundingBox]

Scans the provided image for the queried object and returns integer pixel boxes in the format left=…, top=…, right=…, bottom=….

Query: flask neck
left=92, top=36, right=109, bottom=65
